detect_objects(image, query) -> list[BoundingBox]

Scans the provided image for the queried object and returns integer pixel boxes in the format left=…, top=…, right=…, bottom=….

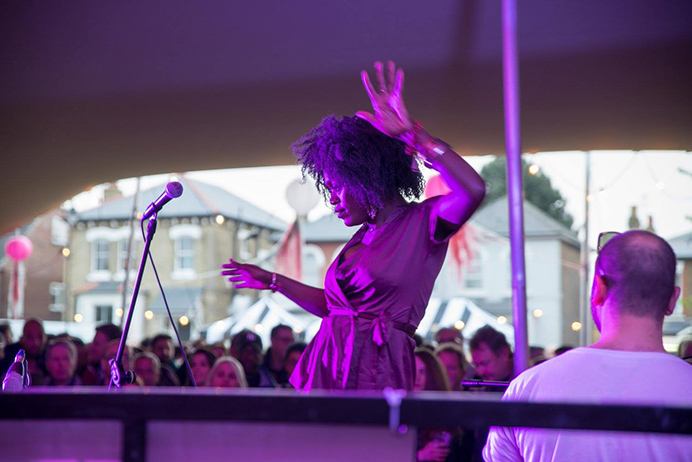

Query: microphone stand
left=109, top=214, right=158, bottom=390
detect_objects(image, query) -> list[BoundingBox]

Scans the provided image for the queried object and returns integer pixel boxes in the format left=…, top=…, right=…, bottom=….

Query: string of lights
left=525, top=154, right=584, bottom=194
left=641, top=152, right=692, bottom=202
left=594, top=151, right=639, bottom=193
left=529, top=150, right=691, bottom=208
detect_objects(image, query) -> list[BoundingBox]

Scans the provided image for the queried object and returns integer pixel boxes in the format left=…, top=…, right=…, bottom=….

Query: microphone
left=141, top=181, right=183, bottom=220
left=2, top=349, right=29, bottom=392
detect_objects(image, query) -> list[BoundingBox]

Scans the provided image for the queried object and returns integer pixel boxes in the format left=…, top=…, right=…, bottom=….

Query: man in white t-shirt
left=483, top=230, right=692, bottom=462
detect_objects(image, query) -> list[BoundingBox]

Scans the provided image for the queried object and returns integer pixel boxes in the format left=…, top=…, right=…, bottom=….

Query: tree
left=480, top=157, right=574, bottom=229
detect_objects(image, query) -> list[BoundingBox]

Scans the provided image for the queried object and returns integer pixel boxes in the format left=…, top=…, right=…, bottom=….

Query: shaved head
left=595, top=230, right=677, bottom=319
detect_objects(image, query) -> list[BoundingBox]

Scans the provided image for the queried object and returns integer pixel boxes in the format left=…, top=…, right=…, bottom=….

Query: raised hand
left=356, top=60, right=413, bottom=140
left=220, top=259, right=272, bottom=290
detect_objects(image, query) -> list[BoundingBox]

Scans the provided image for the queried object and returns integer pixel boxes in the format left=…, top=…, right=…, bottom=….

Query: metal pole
left=110, top=216, right=158, bottom=389
left=297, top=215, right=306, bottom=283
left=120, top=178, right=141, bottom=328
left=502, top=0, right=529, bottom=376
left=579, top=151, right=592, bottom=346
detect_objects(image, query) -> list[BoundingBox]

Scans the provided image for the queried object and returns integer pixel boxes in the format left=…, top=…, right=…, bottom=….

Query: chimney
left=103, top=183, right=122, bottom=202
left=628, top=206, right=640, bottom=230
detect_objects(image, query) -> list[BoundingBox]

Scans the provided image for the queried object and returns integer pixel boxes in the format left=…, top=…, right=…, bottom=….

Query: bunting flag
left=8, top=261, right=17, bottom=319
left=425, top=175, right=477, bottom=280
left=275, top=219, right=302, bottom=282
left=8, top=261, right=26, bottom=319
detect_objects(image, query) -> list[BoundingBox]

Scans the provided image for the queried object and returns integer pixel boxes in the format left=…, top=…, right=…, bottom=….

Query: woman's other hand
left=356, top=60, right=413, bottom=139
left=417, top=440, right=451, bottom=462
left=221, top=259, right=271, bottom=290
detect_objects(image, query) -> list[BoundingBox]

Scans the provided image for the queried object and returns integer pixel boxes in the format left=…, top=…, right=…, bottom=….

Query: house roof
left=73, top=281, right=127, bottom=295
left=669, top=231, right=692, bottom=259
left=149, top=286, right=203, bottom=317
left=472, top=196, right=580, bottom=247
left=75, top=176, right=286, bottom=231
left=301, top=196, right=578, bottom=246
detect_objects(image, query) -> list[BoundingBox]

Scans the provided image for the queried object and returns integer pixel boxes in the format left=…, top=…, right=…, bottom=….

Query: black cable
left=140, top=219, right=197, bottom=387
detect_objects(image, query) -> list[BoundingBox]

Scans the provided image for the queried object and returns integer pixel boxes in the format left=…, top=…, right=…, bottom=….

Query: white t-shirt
left=483, top=347, right=692, bottom=462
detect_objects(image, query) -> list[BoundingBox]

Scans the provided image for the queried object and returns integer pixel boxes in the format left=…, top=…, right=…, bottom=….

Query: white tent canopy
left=207, top=295, right=513, bottom=348
left=418, top=297, right=515, bottom=347
left=206, top=295, right=320, bottom=346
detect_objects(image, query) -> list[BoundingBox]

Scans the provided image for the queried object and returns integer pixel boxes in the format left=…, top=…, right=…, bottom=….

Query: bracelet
left=402, top=121, right=424, bottom=154
left=420, top=138, right=450, bottom=165
left=403, top=121, right=449, bottom=167
left=269, top=272, right=278, bottom=293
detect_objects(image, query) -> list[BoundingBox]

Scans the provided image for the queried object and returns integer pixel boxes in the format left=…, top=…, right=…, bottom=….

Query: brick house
left=66, top=175, right=285, bottom=343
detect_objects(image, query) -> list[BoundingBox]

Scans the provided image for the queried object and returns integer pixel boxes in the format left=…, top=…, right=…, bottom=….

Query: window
left=49, top=282, right=66, bottom=312
left=464, top=254, right=484, bottom=289
left=117, top=238, right=130, bottom=272
left=92, top=239, right=109, bottom=271
left=95, top=305, right=113, bottom=323
left=51, top=216, right=70, bottom=246
left=176, top=236, right=195, bottom=271
left=169, top=224, right=201, bottom=279
left=303, top=245, right=326, bottom=287
left=237, top=227, right=259, bottom=260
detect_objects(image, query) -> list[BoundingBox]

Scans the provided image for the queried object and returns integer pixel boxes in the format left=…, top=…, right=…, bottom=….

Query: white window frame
left=114, top=237, right=137, bottom=282
left=175, top=236, right=196, bottom=271
left=51, top=216, right=70, bottom=246
left=88, top=239, right=111, bottom=282
left=116, top=238, right=129, bottom=273
left=49, top=282, right=66, bottom=312
left=170, top=224, right=201, bottom=280
left=237, top=226, right=259, bottom=260
left=464, top=249, right=486, bottom=293
left=86, top=226, right=138, bottom=282
left=302, top=244, right=326, bottom=288
left=94, top=304, right=114, bottom=323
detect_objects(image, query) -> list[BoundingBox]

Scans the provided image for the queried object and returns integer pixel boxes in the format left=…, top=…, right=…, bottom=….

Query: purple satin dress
left=289, top=197, right=452, bottom=391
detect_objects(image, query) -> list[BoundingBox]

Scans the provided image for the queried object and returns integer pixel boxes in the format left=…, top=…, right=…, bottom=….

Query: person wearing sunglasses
left=484, top=230, right=692, bottom=462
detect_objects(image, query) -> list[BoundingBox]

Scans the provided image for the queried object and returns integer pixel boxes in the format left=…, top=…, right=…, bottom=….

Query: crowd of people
left=1, top=316, right=552, bottom=392
left=0, top=314, right=610, bottom=461
left=1, top=229, right=690, bottom=462
left=2, top=58, right=690, bottom=460
left=0, top=320, right=307, bottom=390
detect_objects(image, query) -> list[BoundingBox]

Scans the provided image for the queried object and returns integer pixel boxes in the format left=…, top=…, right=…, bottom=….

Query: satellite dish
left=286, top=178, right=320, bottom=216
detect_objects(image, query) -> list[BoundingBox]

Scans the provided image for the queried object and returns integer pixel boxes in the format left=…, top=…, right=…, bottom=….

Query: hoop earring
left=367, top=203, right=379, bottom=220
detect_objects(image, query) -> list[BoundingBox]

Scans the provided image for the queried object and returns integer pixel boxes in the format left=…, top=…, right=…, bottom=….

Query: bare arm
left=221, top=260, right=329, bottom=318
left=356, top=61, right=486, bottom=238
left=413, top=127, right=486, bottom=238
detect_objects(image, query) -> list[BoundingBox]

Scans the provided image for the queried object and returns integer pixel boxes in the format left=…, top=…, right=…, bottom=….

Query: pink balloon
left=5, top=235, right=33, bottom=262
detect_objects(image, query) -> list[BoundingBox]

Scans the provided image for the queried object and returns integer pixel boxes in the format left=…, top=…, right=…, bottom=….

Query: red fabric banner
left=424, top=175, right=477, bottom=279
left=275, top=219, right=302, bottom=282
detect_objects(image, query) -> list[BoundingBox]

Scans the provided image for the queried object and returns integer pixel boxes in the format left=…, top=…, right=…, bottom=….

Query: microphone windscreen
left=166, top=181, right=183, bottom=198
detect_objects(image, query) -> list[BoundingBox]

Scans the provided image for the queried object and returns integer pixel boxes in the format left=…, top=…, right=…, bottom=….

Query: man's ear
left=665, top=286, right=681, bottom=316
left=591, top=275, right=608, bottom=307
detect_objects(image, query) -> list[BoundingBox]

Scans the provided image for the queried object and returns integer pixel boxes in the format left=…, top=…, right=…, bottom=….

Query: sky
left=67, top=150, right=692, bottom=250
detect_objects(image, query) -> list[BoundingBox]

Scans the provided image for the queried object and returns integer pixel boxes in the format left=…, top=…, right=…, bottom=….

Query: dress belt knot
left=329, top=309, right=416, bottom=346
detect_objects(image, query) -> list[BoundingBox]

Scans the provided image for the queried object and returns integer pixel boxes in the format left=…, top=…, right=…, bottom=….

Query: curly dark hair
left=292, top=115, right=424, bottom=214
